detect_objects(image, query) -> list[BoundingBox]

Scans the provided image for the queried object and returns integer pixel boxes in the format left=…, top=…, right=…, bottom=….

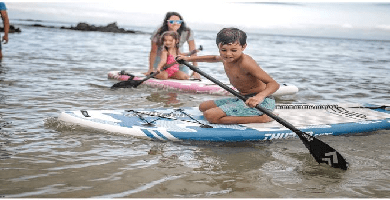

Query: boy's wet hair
left=216, top=28, right=247, bottom=46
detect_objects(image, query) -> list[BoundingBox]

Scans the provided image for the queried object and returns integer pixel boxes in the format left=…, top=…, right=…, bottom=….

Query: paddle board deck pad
left=108, top=71, right=298, bottom=96
left=58, top=103, right=390, bottom=142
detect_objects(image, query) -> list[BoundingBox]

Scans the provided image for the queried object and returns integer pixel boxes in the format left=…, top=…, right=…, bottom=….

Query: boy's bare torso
left=223, top=54, right=266, bottom=95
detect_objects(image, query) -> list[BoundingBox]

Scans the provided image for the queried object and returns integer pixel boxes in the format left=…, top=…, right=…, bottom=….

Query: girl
left=154, top=31, right=190, bottom=80
left=147, top=12, right=200, bottom=79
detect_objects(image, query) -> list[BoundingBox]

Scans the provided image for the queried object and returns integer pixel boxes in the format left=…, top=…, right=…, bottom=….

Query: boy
left=176, top=28, right=280, bottom=124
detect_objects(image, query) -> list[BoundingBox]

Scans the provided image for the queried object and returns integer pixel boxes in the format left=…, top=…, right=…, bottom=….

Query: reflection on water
left=146, top=92, right=184, bottom=107
left=0, top=23, right=389, bottom=198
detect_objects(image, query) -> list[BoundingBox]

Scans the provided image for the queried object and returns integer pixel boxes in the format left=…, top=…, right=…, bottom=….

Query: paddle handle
left=186, top=45, right=203, bottom=56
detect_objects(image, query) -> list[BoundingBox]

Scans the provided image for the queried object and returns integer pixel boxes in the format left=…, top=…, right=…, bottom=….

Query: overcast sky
left=6, top=1, right=390, bottom=40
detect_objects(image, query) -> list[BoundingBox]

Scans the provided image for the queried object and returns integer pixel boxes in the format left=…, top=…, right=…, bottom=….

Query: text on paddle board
left=264, top=132, right=333, bottom=140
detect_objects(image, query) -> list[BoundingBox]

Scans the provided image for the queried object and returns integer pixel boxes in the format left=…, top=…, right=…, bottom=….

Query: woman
left=146, top=12, right=200, bottom=79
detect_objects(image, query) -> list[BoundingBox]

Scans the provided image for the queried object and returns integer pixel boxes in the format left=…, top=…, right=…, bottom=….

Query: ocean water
left=1, top=21, right=390, bottom=198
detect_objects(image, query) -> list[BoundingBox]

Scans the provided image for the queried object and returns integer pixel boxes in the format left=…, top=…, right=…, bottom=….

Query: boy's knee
left=203, top=110, right=219, bottom=124
left=199, top=102, right=208, bottom=112
left=199, top=100, right=215, bottom=112
left=203, top=108, right=226, bottom=124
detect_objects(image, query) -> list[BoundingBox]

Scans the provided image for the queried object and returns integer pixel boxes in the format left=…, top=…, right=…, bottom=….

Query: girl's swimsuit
left=165, top=54, right=180, bottom=77
left=214, top=94, right=275, bottom=116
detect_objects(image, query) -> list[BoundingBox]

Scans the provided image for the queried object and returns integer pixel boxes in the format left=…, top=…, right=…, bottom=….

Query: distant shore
left=9, top=21, right=146, bottom=34
left=61, top=22, right=144, bottom=34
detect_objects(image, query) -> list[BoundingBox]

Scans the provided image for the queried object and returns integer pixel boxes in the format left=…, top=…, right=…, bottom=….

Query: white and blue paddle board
left=58, top=103, right=390, bottom=142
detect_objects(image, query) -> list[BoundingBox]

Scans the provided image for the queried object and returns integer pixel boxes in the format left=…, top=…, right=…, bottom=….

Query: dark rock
left=25, top=21, right=143, bottom=34
left=67, top=22, right=137, bottom=34
left=0, top=24, right=21, bottom=33
left=32, top=24, right=46, bottom=27
left=25, top=23, right=55, bottom=29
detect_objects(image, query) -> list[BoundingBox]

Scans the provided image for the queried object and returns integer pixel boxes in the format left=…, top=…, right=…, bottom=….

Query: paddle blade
left=297, top=131, right=349, bottom=170
left=110, top=79, right=142, bottom=89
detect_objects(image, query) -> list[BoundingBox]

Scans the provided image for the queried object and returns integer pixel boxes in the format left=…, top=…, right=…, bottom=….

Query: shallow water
left=1, top=22, right=390, bottom=198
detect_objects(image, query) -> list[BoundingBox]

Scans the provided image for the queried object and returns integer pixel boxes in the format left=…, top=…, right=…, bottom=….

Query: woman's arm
left=156, top=50, right=168, bottom=72
left=187, top=40, right=201, bottom=79
left=148, top=41, right=158, bottom=73
left=187, top=40, right=198, bottom=64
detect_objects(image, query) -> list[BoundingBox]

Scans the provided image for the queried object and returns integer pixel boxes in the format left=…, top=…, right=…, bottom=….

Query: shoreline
left=8, top=21, right=148, bottom=34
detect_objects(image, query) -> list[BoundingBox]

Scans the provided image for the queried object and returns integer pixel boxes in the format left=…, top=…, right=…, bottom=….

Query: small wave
left=44, top=117, right=79, bottom=132
left=4, top=184, right=91, bottom=198
left=93, top=175, right=183, bottom=198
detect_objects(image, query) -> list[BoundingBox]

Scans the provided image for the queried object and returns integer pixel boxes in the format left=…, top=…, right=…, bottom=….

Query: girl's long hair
left=157, top=12, right=190, bottom=42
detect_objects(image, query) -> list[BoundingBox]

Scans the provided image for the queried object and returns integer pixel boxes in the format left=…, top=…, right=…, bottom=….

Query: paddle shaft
left=133, top=63, right=175, bottom=87
left=187, top=45, right=203, bottom=56
left=179, top=60, right=348, bottom=170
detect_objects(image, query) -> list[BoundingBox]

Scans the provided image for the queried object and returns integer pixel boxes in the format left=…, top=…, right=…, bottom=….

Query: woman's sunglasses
left=167, top=20, right=183, bottom=25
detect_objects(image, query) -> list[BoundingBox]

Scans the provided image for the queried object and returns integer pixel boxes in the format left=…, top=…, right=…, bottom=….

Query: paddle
left=177, top=60, right=349, bottom=170
left=111, top=45, right=203, bottom=89
left=111, top=63, right=176, bottom=89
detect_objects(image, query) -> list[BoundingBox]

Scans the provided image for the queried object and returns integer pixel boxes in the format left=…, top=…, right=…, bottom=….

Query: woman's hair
left=157, top=12, right=190, bottom=41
